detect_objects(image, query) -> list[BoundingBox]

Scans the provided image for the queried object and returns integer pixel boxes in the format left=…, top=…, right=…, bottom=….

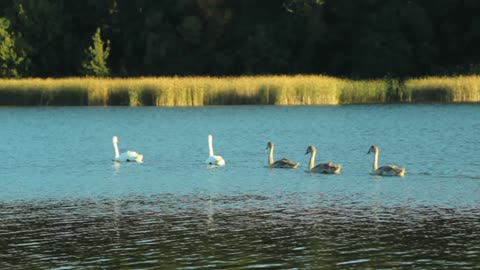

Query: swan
left=305, top=145, right=342, bottom=174
left=205, top=134, right=225, bottom=166
left=266, top=141, right=299, bottom=169
left=367, top=145, right=405, bottom=176
left=112, top=136, right=143, bottom=163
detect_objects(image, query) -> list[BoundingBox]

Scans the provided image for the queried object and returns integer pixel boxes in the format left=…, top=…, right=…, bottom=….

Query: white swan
left=367, top=145, right=405, bottom=176
left=112, top=136, right=143, bottom=163
left=305, top=145, right=341, bottom=174
left=266, top=141, right=299, bottom=169
left=205, top=134, right=225, bottom=166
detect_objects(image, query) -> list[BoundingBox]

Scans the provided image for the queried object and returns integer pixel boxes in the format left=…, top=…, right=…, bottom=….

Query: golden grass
left=339, top=79, right=387, bottom=104
left=0, top=75, right=479, bottom=106
left=405, top=76, right=480, bottom=102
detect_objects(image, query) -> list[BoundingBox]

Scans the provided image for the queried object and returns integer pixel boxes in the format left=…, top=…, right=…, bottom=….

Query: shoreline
left=1, top=75, right=479, bottom=106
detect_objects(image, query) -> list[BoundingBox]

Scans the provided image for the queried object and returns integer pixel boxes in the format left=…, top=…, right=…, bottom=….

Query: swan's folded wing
left=380, top=165, right=400, bottom=171
left=378, top=165, right=405, bottom=175
left=126, top=151, right=140, bottom=158
left=117, top=151, right=143, bottom=162
left=313, top=162, right=341, bottom=173
left=213, top=155, right=225, bottom=165
left=206, top=155, right=225, bottom=166
left=325, top=162, right=337, bottom=167
left=273, top=158, right=299, bottom=168
left=215, top=155, right=225, bottom=166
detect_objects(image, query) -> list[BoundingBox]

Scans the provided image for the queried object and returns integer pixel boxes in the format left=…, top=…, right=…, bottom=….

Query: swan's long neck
left=372, top=150, right=379, bottom=172
left=308, top=149, right=316, bottom=170
left=113, top=140, right=120, bottom=158
left=208, top=135, right=214, bottom=156
left=268, top=145, right=274, bottom=165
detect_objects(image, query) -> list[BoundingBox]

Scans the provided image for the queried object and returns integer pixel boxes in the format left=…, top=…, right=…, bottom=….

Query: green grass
left=0, top=75, right=479, bottom=106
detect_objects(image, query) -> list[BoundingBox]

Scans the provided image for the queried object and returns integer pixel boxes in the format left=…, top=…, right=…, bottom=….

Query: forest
left=1, top=0, right=480, bottom=79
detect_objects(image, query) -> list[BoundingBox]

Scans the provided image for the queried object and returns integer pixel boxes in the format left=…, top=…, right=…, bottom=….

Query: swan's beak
left=305, top=151, right=309, bottom=155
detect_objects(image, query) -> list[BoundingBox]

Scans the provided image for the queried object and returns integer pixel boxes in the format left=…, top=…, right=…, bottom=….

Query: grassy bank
left=0, top=75, right=479, bottom=106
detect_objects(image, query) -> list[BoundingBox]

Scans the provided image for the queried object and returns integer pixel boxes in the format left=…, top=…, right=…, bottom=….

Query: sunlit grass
left=405, top=76, right=480, bottom=102
left=0, top=75, right=479, bottom=106
left=338, top=79, right=387, bottom=104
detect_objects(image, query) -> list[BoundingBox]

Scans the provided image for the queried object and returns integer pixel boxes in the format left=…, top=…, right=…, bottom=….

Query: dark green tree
left=0, top=17, right=24, bottom=78
left=2, top=0, right=480, bottom=78
left=81, top=28, right=111, bottom=77
left=8, top=0, right=64, bottom=76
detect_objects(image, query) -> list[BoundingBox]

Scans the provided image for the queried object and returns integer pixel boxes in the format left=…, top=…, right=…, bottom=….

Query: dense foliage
left=0, top=0, right=480, bottom=78
left=0, top=17, right=24, bottom=77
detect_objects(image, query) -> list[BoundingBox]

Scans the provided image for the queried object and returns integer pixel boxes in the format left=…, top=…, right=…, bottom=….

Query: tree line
left=1, top=0, right=480, bottom=78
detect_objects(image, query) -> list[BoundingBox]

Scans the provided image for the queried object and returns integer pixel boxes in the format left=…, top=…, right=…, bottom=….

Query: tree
left=9, top=0, right=64, bottom=76
left=0, top=17, right=24, bottom=78
left=81, top=27, right=111, bottom=77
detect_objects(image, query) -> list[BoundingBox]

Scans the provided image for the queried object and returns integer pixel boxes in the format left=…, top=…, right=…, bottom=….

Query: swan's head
left=266, top=141, right=274, bottom=150
left=112, top=136, right=119, bottom=144
left=367, top=145, right=378, bottom=154
left=208, top=134, right=213, bottom=139
left=305, top=145, right=316, bottom=155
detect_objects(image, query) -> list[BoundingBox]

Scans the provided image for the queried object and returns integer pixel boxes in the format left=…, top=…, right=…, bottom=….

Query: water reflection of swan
left=266, top=141, right=299, bottom=169
left=205, top=134, right=225, bottom=166
left=305, top=145, right=341, bottom=174
left=112, top=136, right=143, bottom=163
left=367, top=145, right=405, bottom=176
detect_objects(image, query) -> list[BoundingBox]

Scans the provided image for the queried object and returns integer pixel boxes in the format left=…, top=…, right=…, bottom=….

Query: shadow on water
left=1, top=194, right=479, bottom=269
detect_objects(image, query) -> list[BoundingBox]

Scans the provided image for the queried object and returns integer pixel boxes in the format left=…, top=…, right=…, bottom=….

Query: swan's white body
left=305, top=145, right=341, bottom=174
left=112, top=136, right=143, bottom=163
left=206, top=134, right=225, bottom=166
left=266, top=141, right=299, bottom=169
left=367, top=145, right=405, bottom=176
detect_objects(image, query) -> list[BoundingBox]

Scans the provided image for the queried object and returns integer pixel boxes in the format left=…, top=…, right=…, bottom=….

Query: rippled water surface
left=1, top=105, right=479, bottom=269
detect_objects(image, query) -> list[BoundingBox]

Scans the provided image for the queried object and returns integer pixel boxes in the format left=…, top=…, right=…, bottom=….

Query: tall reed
left=1, top=75, right=479, bottom=106
left=404, top=76, right=480, bottom=102
left=338, top=79, right=387, bottom=104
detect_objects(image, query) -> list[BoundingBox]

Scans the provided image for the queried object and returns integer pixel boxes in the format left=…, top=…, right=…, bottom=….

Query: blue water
left=0, top=105, right=479, bottom=269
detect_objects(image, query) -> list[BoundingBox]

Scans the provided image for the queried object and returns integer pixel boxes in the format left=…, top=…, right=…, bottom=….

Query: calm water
left=0, top=105, right=479, bottom=269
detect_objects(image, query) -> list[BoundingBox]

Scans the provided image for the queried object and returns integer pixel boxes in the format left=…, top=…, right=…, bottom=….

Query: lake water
left=0, top=105, right=479, bottom=269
